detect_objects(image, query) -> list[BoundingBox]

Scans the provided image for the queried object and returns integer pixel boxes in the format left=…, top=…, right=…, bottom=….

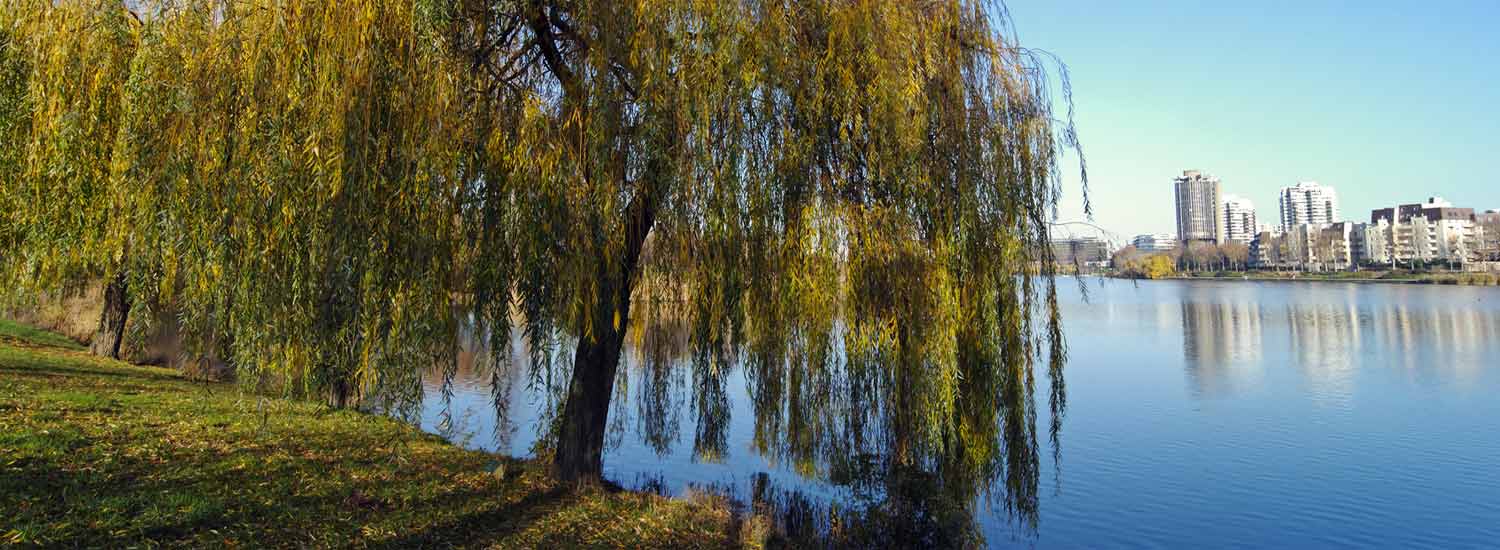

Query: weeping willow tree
left=4, top=0, right=1083, bottom=527
left=0, top=14, right=25, bottom=249
left=108, top=0, right=469, bottom=408
left=0, top=2, right=141, bottom=358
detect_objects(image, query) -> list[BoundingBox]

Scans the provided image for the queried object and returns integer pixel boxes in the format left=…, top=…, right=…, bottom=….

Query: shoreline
left=1104, top=272, right=1500, bottom=287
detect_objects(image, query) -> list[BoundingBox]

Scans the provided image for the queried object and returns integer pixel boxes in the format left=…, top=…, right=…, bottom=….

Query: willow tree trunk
left=90, top=274, right=130, bottom=359
left=553, top=193, right=656, bottom=483
left=327, top=374, right=352, bottom=409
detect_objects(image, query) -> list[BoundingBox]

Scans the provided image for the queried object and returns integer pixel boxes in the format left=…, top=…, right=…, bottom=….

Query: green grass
left=0, top=323, right=746, bottom=548
left=0, top=318, right=85, bottom=351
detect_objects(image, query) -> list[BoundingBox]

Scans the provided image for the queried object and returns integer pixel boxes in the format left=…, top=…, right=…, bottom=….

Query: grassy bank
left=0, top=319, right=743, bottom=548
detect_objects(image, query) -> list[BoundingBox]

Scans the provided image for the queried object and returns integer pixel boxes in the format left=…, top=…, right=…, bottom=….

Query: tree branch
left=528, top=3, right=581, bottom=101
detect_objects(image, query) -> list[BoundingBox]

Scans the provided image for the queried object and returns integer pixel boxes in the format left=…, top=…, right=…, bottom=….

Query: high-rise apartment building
left=1222, top=195, right=1257, bottom=244
left=1175, top=170, right=1223, bottom=245
left=1279, top=181, right=1339, bottom=231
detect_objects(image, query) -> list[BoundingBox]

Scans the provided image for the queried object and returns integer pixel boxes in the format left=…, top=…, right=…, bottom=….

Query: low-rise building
left=1250, top=231, right=1286, bottom=269
left=1371, top=197, right=1473, bottom=226
left=1367, top=198, right=1486, bottom=266
left=1317, top=222, right=1355, bottom=270
left=1252, top=223, right=1353, bottom=271
left=1351, top=220, right=1392, bottom=266
left=1131, top=233, right=1178, bottom=253
left=1283, top=225, right=1316, bottom=268
left=1052, top=237, right=1112, bottom=268
left=1476, top=210, right=1500, bottom=262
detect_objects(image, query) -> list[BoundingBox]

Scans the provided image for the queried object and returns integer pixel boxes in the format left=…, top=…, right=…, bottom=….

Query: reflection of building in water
left=1367, top=301, right=1500, bottom=381
left=1181, top=300, right=1263, bottom=397
left=1279, top=295, right=1500, bottom=401
left=1182, top=294, right=1500, bottom=407
left=1285, top=300, right=1362, bottom=407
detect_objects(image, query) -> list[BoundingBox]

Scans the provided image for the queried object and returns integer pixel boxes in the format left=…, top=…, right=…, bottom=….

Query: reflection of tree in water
left=632, top=314, right=686, bottom=457
left=434, top=270, right=1063, bottom=544
left=747, top=469, right=984, bottom=549
left=415, top=318, right=536, bottom=451
left=594, top=268, right=1064, bottom=544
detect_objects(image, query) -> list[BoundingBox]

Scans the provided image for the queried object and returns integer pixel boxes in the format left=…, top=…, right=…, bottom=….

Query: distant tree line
left=1111, top=241, right=1250, bottom=279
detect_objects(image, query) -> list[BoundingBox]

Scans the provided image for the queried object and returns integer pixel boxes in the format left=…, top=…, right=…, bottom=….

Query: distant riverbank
left=1111, top=271, right=1500, bottom=287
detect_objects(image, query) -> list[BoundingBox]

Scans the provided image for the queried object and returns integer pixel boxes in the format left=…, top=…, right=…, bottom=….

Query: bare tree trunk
left=553, top=192, right=656, bottom=484
left=90, top=274, right=130, bottom=360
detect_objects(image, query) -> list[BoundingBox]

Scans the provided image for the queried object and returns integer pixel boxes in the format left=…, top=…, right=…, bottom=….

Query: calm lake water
left=418, top=279, right=1500, bottom=548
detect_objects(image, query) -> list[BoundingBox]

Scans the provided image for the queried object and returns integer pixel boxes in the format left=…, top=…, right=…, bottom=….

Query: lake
left=416, top=279, right=1500, bottom=548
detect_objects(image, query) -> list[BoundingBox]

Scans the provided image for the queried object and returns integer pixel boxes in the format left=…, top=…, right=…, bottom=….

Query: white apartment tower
left=1222, top=195, right=1257, bottom=244
left=1175, top=170, right=1224, bottom=245
left=1279, top=181, right=1339, bottom=231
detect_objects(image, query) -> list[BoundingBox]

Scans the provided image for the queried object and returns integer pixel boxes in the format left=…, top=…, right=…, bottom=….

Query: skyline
left=1004, top=0, right=1500, bottom=238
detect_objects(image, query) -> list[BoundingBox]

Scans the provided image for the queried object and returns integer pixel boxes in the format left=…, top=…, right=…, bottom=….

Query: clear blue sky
left=1003, top=0, right=1500, bottom=239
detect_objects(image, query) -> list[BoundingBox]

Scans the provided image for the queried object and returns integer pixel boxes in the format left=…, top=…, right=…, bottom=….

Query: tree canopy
left=1, top=0, right=1084, bottom=531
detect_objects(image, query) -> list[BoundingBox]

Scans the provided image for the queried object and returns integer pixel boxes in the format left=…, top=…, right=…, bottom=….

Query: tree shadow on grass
left=0, top=357, right=182, bottom=383
left=363, top=485, right=572, bottom=549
